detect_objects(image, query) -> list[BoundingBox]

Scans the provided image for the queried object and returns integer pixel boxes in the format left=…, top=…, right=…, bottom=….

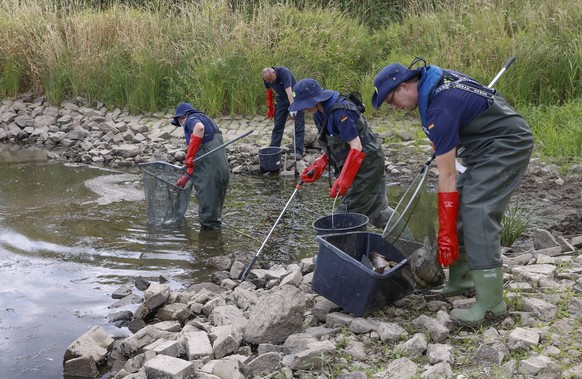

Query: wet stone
left=108, top=293, right=143, bottom=309
left=112, top=284, right=133, bottom=299
left=134, top=276, right=150, bottom=291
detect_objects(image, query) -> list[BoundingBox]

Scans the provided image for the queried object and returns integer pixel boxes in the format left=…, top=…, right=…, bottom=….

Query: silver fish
left=370, top=251, right=397, bottom=274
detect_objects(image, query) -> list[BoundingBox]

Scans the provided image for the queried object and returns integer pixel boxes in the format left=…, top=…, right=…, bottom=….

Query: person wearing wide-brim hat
left=290, top=78, right=403, bottom=231
left=372, top=58, right=534, bottom=326
left=172, top=102, right=229, bottom=230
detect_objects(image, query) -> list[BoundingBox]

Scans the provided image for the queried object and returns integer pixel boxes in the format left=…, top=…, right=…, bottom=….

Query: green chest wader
left=455, top=93, right=534, bottom=269
left=318, top=110, right=394, bottom=229
left=192, top=133, right=230, bottom=229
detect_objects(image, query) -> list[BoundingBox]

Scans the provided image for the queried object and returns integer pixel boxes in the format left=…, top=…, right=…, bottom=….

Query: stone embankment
left=63, top=229, right=582, bottom=379
left=0, top=94, right=322, bottom=175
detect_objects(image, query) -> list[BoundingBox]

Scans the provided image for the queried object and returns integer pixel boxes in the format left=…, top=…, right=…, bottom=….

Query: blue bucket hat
left=172, top=102, right=196, bottom=126
left=372, top=63, right=421, bottom=109
left=289, top=78, right=334, bottom=112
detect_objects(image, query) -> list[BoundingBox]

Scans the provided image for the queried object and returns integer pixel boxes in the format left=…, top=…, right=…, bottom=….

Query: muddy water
left=0, top=143, right=434, bottom=379
left=0, top=144, right=359, bottom=378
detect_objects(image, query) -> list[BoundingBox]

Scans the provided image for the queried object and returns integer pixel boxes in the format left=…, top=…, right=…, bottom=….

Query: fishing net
left=138, top=162, right=193, bottom=226
left=384, top=162, right=445, bottom=288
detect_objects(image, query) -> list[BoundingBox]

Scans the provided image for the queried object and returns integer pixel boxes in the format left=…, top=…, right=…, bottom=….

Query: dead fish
left=370, top=251, right=397, bottom=274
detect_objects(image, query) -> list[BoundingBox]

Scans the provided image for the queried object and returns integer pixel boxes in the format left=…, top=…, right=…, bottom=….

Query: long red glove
left=175, top=173, right=191, bottom=188
left=265, top=89, right=275, bottom=120
left=437, top=191, right=459, bottom=267
left=301, top=153, right=328, bottom=183
left=184, top=135, right=202, bottom=175
left=329, top=149, right=364, bottom=197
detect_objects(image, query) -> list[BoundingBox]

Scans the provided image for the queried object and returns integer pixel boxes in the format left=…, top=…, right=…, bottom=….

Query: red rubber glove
left=184, top=135, right=202, bottom=175
left=175, top=173, right=191, bottom=188
left=329, top=149, right=364, bottom=197
left=301, top=153, right=328, bottom=183
left=266, top=89, right=275, bottom=120
left=437, top=191, right=459, bottom=267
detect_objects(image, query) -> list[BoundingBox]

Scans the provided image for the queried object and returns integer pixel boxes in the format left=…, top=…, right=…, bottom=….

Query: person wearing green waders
left=372, top=58, right=534, bottom=326
left=173, top=103, right=230, bottom=230
left=289, top=78, right=401, bottom=230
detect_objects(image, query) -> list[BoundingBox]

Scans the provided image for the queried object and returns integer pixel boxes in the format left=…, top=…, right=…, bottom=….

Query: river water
left=1, top=143, right=388, bottom=379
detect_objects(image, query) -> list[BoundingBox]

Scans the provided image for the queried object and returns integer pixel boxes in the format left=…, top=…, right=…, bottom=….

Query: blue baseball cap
left=172, top=102, right=197, bottom=126
left=289, top=78, right=334, bottom=112
left=372, top=63, right=421, bottom=109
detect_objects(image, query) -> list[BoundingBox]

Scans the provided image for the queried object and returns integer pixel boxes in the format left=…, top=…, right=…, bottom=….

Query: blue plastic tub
left=258, top=147, right=282, bottom=172
left=312, top=231, right=415, bottom=317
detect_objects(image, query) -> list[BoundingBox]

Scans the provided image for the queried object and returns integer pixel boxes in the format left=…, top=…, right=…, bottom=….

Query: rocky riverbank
left=64, top=230, right=582, bottom=379
left=2, top=94, right=582, bottom=378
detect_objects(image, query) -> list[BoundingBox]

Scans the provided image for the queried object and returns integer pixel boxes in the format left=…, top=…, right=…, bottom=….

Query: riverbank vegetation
left=0, top=0, right=580, bottom=165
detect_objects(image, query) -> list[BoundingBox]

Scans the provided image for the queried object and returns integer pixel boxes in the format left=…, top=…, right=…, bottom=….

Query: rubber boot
left=435, top=252, right=475, bottom=297
left=450, top=267, right=507, bottom=327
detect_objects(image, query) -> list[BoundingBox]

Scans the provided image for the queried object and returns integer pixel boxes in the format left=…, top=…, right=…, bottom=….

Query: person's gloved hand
left=437, top=191, right=459, bottom=267
left=175, top=173, right=191, bottom=188
left=329, top=149, right=364, bottom=197
left=266, top=89, right=275, bottom=120
left=289, top=111, right=297, bottom=120
left=301, top=153, right=328, bottom=183
left=185, top=135, right=202, bottom=175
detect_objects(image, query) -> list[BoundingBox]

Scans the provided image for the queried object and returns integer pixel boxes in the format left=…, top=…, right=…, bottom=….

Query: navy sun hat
left=171, top=102, right=196, bottom=126
left=289, top=78, right=334, bottom=112
left=372, top=63, right=421, bottom=109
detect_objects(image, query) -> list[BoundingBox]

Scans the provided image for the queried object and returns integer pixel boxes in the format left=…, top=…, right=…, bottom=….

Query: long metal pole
left=240, top=172, right=312, bottom=281
left=192, top=130, right=253, bottom=164
left=488, top=56, right=516, bottom=88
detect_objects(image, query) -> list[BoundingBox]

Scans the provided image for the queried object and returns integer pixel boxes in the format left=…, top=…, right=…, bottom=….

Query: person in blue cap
left=172, top=103, right=229, bottom=230
left=289, top=78, right=399, bottom=229
left=372, top=58, right=534, bottom=326
left=262, top=67, right=305, bottom=164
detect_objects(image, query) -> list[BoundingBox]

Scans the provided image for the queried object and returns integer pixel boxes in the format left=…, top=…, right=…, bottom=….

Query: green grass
left=0, top=0, right=581, bottom=163
left=500, top=201, right=535, bottom=248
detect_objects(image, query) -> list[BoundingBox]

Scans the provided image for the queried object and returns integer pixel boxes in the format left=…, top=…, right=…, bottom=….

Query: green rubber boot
left=427, top=252, right=474, bottom=297
left=450, top=267, right=507, bottom=327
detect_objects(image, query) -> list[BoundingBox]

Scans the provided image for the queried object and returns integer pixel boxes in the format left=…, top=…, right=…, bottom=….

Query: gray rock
left=144, top=354, right=196, bottom=379
left=374, top=357, right=418, bottom=379
left=209, top=325, right=243, bottom=359
left=375, top=321, right=408, bottom=343
left=63, top=325, right=113, bottom=364
left=522, top=297, right=557, bottom=320
left=326, top=311, right=355, bottom=328
left=533, top=229, right=560, bottom=250
left=209, top=304, right=247, bottom=328
left=421, top=361, right=453, bottom=379
left=244, top=286, right=308, bottom=344
left=311, top=296, right=341, bottom=322
left=349, top=318, right=377, bottom=334
left=282, top=333, right=318, bottom=354
left=396, top=333, right=427, bottom=357
left=281, top=340, right=335, bottom=370
left=112, top=143, right=141, bottom=157
left=143, top=338, right=183, bottom=358
left=412, top=314, right=450, bottom=342
left=518, top=355, right=558, bottom=376
left=183, top=330, right=214, bottom=360
left=507, top=327, right=540, bottom=351
left=427, top=343, right=454, bottom=364
left=63, top=356, right=100, bottom=378
left=474, top=342, right=508, bottom=366
left=243, top=352, right=283, bottom=377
